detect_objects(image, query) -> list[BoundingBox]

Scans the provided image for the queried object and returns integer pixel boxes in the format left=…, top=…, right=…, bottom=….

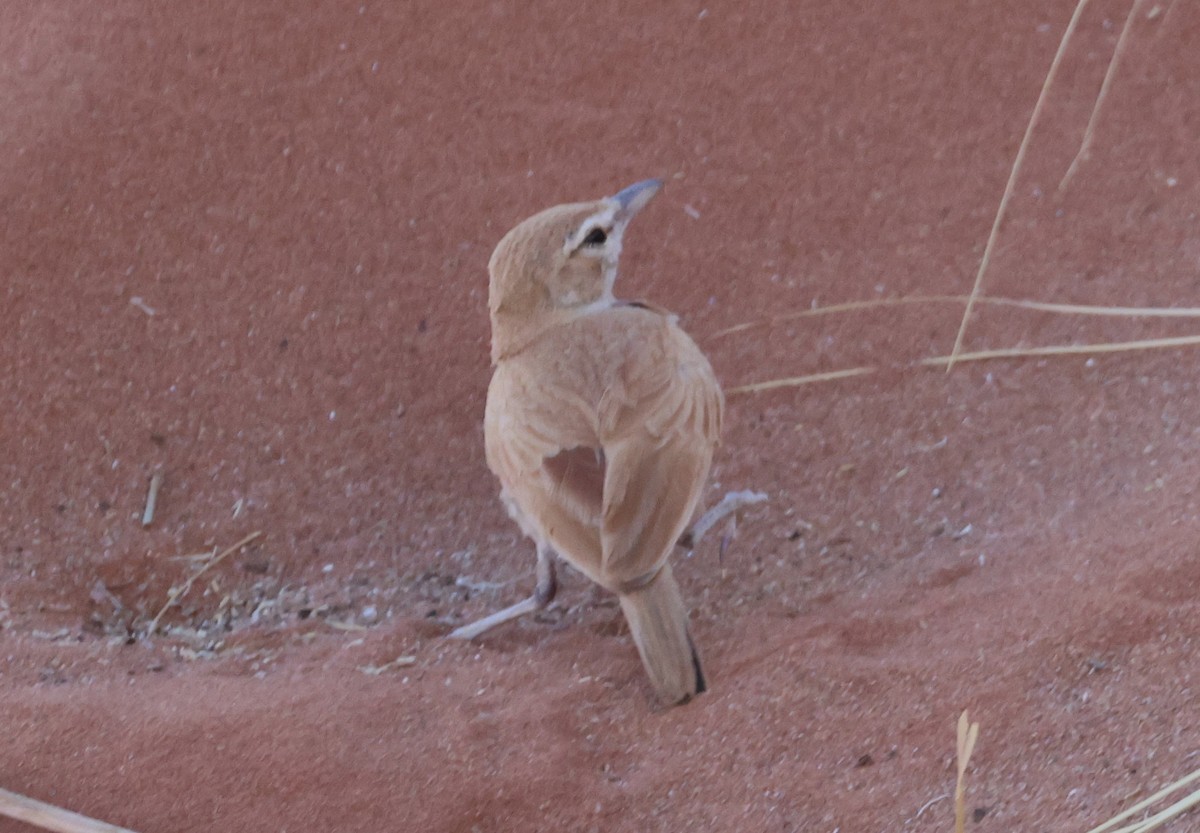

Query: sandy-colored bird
left=448, top=179, right=724, bottom=705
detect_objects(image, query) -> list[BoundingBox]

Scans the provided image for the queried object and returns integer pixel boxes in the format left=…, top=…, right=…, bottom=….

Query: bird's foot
left=677, top=489, right=768, bottom=551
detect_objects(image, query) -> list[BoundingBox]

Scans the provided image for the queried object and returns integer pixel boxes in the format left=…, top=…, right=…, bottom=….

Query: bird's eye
left=582, top=227, right=608, bottom=246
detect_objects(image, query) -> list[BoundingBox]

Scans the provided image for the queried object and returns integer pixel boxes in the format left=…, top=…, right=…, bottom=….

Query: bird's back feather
left=485, top=304, right=722, bottom=591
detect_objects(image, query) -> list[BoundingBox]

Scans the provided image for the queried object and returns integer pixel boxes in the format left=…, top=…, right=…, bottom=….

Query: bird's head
left=487, top=179, right=661, bottom=359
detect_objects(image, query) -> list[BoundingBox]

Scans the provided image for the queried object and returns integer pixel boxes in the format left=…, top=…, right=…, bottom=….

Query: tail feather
left=617, top=564, right=705, bottom=704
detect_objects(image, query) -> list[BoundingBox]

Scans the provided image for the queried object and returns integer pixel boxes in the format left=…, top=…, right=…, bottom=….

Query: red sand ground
left=3, top=1, right=1199, bottom=831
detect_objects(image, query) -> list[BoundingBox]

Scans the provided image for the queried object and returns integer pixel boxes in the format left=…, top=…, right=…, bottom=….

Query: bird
left=448, top=179, right=724, bottom=706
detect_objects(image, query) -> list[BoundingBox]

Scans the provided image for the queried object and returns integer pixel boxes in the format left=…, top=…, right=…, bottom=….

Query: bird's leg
left=676, top=490, right=769, bottom=551
left=447, top=543, right=558, bottom=640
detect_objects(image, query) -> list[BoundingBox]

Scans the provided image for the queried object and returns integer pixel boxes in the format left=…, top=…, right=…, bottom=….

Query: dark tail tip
left=688, top=631, right=707, bottom=695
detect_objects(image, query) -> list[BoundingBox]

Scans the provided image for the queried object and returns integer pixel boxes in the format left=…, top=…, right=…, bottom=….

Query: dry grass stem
left=954, top=711, right=980, bottom=833
left=1159, top=0, right=1179, bottom=27
left=0, top=787, right=140, bottom=833
left=947, top=0, right=1092, bottom=371
left=358, top=656, right=417, bottom=675
left=727, top=332, right=1200, bottom=396
left=912, top=793, right=950, bottom=820
left=1086, top=766, right=1200, bottom=833
left=711, top=294, right=1200, bottom=340
left=140, top=472, right=163, bottom=528
left=981, top=297, right=1200, bottom=318
left=1059, top=0, right=1145, bottom=192
left=147, top=530, right=263, bottom=634
left=325, top=618, right=370, bottom=632
left=709, top=295, right=964, bottom=339
left=726, top=366, right=876, bottom=395
left=923, top=333, right=1200, bottom=367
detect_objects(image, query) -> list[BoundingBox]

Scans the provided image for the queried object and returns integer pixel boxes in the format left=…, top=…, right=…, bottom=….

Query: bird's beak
left=612, top=178, right=663, bottom=223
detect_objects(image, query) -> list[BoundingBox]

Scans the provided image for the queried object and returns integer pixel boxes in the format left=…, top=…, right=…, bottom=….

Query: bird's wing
left=598, top=323, right=723, bottom=587
left=485, top=312, right=722, bottom=589
left=484, top=360, right=607, bottom=579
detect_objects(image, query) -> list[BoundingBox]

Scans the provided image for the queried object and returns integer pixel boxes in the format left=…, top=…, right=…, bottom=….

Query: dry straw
left=945, top=715, right=1200, bottom=831
left=1085, top=766, right=1200, bottom=833
left=146, top=530, right=263, bottom=635
left=922, top=333, right=1200, bottom=367
left=723, top=0, right=1183, bottom=393
left=712, top=294, right=1200, bottom=341
left=947, top=0, right=1093, bottom=370
left=0, top=788, right=140, bottom=833
left=726, top=324, right=1200, bottom=396
left=140, top=471, right=163, bottom=528
left=709, top=294, right=964, bottom=339
left=954, top=711, right=980, bottom=833
left=726, top=366, right=876, bottom=396
left=1059, top=0, right=1146, bottom=192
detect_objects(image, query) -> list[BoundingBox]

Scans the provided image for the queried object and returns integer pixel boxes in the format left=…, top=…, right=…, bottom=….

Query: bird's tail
left=617, top=564, right=705, bottom=705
